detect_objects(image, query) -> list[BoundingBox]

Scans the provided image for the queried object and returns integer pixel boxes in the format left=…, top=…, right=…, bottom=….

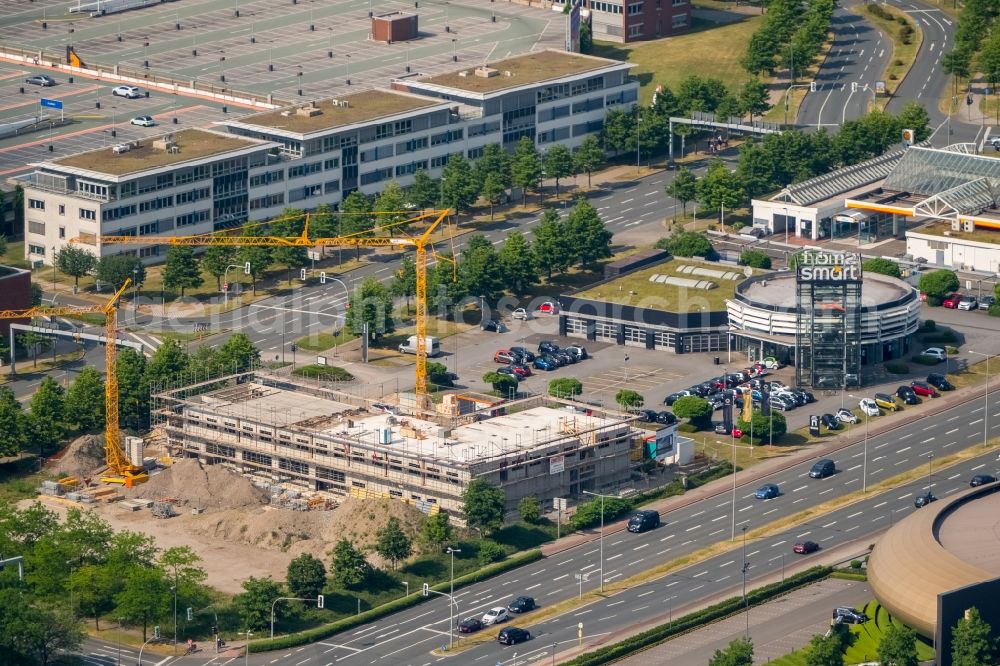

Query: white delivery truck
left=397, top=335, right=441, bottom=357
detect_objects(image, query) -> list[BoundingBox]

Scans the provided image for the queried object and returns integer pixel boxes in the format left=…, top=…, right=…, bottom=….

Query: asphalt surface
left=109, top=389, right=1000, bottom=666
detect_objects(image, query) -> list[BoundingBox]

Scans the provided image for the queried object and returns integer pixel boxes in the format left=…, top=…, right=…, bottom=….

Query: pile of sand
left=126, top=459, right=269, bottom=511
left=47, top=435, right=106, bottom=477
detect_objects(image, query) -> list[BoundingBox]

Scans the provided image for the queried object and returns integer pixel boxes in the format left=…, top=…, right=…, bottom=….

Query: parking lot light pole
left=741, top=524, right=749, bottom=639
left=582, top=490, right=616, bottom=592
left=446, top=546, right=460, bottom=647
left=968, top=350, right=994, bottom=446
left=731, top=429, right=737, bottom=541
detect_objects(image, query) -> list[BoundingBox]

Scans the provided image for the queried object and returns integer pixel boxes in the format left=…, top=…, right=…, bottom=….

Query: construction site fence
left=248, top=549, right=543, bottom=653
left=0, top=43, right=291, bottom=109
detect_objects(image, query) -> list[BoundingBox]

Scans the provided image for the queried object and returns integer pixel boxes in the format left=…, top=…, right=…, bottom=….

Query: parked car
left=714, top=424, right=743, bottom=438
left=130, top=115, right=155, bottom=127
left=859, top=399, right=880, bottom=417
left=564, top=345, right=588, bottom=360
left=111, top=85, right=142, bottom=98
left=507, top=596, right=536, bottom=614
left=835, top=408, right=858, bottom=424
left=768, top=396, right=793, bottom=412
left=639, top=409, right=659, bottom=423
left=820, top=413, right=841, bottom=430
left=957, top=295, right=978, bottom=310
left=25, top=74, right=55, bottom=86
left=919, top=347, right=947, bottom=362
left=537, top=301, right=559, bottom=314
left=927, top=373, right=954, bottom=391
left=755, top=483, right=780, bottom=499
left=497, top=627, right=531, bottom=645
left=537, top=341, right=560, bottom=355
left=496, top=366, right=520, bottom=382
left=793, top=540, right=820, bottom=554
left=655, top=411, right=677, bottom=425
left=627, top=510, right=660, bottom=533
left=481, top=319, right=504, bottom=333
left=494, top=350, right=516, bottom=364
left=873, top=393, right=899, bottom=412
left=762, top=356, right=783, bottom=369
left=833, top=607, right=869, bottom=624
left=970, top=474, right=997, bottom=487
left=809, top=459, right=836, bottom=479
left=511, top=307, right=530, bottom=320
left=554, top=351, right=576, bottom=365
left=482, top=607, right=509, bottom=626
left=914, top=492, right=937, bottom=508
left=910, top=381, right=938, bottom=397
left=664, top=391, right=691, bottom=406
left=458, top=617, right=483, bottom=633
left=895, top=386, right=919, bottom=405
left=509, top=347, right=535, bottom=363
left=942, top=293, right=962, bottom=309
left=533, top=357, right=556, bottom=371
left=509, top=364, right=532, bottom=378
left=979, top=296, right=995, bottom=310
left=545, top=354, right=566, bottom=368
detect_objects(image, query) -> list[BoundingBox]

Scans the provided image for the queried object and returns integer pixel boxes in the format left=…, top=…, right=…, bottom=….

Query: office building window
left=628, top=2, right=644, bottom=15
left=28, top=221, right=45, bottom=235
left=58, top=204, right=65, bottom=215
left=287, top=162, right=322, bottom=179
left=672, top=13, right=687, bottom=27
left=628, top=23, right=643, bottom=37
left=79, top=208, right=97, bottom=220
left=29, top=199, right=45, bottom=210
left=59, top=226, right=65, bottom=239
left=28, top=244, right=45, bottom=256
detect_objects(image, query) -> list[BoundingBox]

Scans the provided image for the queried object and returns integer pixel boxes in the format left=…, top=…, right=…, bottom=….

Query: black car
left=538, top=341, right=560, bottom=355
left=664, top=392, right=688, bottom=406
left=25, top=74, right=55, bottom=86
left=544, top=353, right=566, bottom=368
left=800, top=390, right=817, bottom=403
left=564, top=345, right=588, bottom=360
left=481, top=319, right=503, bottom=332
left=458, top=617, right=483, bottom=633
left=639, top=409, right=659, bottom=423
left=554, top=351, right=576, bottom=365
left=833, top=607, right=869, bottom=624
left=820, top=413, right=841, bottom=430
left=627, top=510, right=661, bottom=533
left=496, top=366, right=521, bottom=381
left=507, top=596, right=536, bottom=614
left=914, top=492, right=937, bottom=508
left=970, top=474, right=997, bottom=487
left=509, top=347, right=536, bottom=363
left=927, top=373, right=954, bottom=391
left=809, top=459, right=836, bottom=479
left=497, top=627, right=531, bottom=645
left=895, top=386, right=919, bottom=405
left=655, top=411, right=677, bottom=425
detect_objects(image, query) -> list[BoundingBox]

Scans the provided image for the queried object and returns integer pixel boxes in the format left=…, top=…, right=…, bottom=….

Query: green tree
left=286, top=553, right=327, bottom=600
left=160, top=546, right=210, bottom=620
left=665, top=167, right=698, bottom=216
left=28, top=377, right=66, bottom=454
left=615, top=389, right=644, bottom=410
left=480, top=171, right=506, bottom=220
left=580, top=20, right=592, bottom=53
left=473, top=143, right=512, bottom=191
left=339, top=191, right=374, bottom=260
left=548, top=377, right=583, bottom=398
left=951, top=606, right=995, bottom=666
left=330, top=538, right=370, bottom=589
left=804, top=628, right=844, bottom=666
left=658, top=230, right=715, bottom=258
left=215, top=332, right=260, bottom=374
left=483, top=371, right=518, bottom=396
left=54, top=246, right=97, bottom=289
left=373, top=181, right=409, bottom=236
left=346, top=277, right=395, bottom=341
left=236, top=235, right=272, bottom=295
left=497, top=231, right=538, bottom=295
left=697, top=159, right=746, bottom=216
left=478, top=539, right=506, bottom=565
left=427, top=361, right=453, bottom=388
left=64, top=367, right=105, bottom=432
left=462, top=478, right=505, bottom=536
left=574, top=135, right=606, bottom=187
left=31, top=282, right=43, bottom=307
left=270, top=210, right=309, bottom=283
left=162, top=245, right=204, bottom=297
left=421, top=512, right=453, bottom=549
left=17, top=330, right=51, bottom=368
left=407, top=169, right=440, bottom=209
left=716, top=94, right=743, bottom=121
left=737, top=408, right=787, bottom=444
left=146, top=339, right=190, bottom=386
left=532, top=209, right=572, bottom=279
left=863, top=257, right=902, bottom=278
left=672, top=395, right=713, bottom=429
left=235, top=576, right=284, bottom=631
left=740, top=249, right=772, bottom=269
left=200, top=244, right=237, bottom=291
left=375, top=517, right=412, bottom=570
left=565, top=199, right=612, bottom=268
left=877, top=622, right=919, bottom=666
left=738, top=78, right=771, bottom=121
left=113, top=565, right=171, bottom=640
left=427, top=252, right=465, bottom=317
left=117, top=348, right=149, bottom=431
left=459, top=234, right=504, bottom=305
left=601, top=108, right=632, bottom=154
left=896, top=101, right=932, bottom=142
left=68, top=563, right=116, bottom=630
left=96, top=254, right=145, bottom=291
left=918, top=269, right=960, bottom=305
left=439, top=153, right=479, bottom=213
left=390, top=255, right=417, bottom=312
left=0, top=596, right=84, bottom=666
left=709, top=637, right=754, bottom=666
left=518, top=496, right=541, bottom=524
left=511, top=136, right=542, bottom=205
left=543, top=144, right=574, bottom=196
left=0, top=386, right=25, bottom=456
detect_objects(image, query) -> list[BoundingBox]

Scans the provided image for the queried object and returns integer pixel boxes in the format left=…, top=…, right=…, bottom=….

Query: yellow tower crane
left=93, top=209, right=452, bottom=404
left=0, top=278, right=148, bottom=486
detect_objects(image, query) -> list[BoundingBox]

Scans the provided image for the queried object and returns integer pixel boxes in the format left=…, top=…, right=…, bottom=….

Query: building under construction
left=154, top=371, right=644, bottom=516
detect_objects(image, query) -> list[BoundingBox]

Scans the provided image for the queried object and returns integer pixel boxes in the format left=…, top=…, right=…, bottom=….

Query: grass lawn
left=573, top=258, right=762, bottom=312
left=291, top=364, right=355, bottom=381
left=591, top=15, right=764, bottom=105
left=2, top=240, right=31, bottom=269
left=294, top=332, right=342, bottom=352
left=855, top=4, right=922, bottom=105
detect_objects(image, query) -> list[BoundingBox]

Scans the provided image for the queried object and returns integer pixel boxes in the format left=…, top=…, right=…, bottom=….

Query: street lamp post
left=636, top=116, right=642, bottom=173
left=862, top=411, right=869, bottom=492
left=730, top=427, right=737, bottom=541
left=741, top=524, right=750, bottom=639
left=446, top=546, right=461, bottom=648
left=243, top=630, right=253, bottom=666
left=969, top=350, right=994, bottom=446
left=582, top=490, right=617, bottom=592
left=132, top=267, right=139, bottom=322
left=172, top=585, right=178, bottom=655
left=927, top=453, right=934, bottom=492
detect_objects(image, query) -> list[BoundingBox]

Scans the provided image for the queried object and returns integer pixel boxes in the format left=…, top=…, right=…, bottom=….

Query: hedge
left=911, top=355, right=942, bottom=366
left=249, top=549, right=543, bottom=652
left=883, top=361, right=910, bottom=375
left=561, top=566, right=833, bottom=666
left=292, top=364, right=355, bottom=381
left=830, top=570, right=868, bottom=582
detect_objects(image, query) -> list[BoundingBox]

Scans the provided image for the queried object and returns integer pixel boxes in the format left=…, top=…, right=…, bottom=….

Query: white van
left=398, top=335, right=441, bottom=357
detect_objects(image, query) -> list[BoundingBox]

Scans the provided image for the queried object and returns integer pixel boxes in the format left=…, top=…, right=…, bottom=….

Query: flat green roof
left=917, top=220, right=1000, bottom=245
left=418, top=50, right=624, bottom=94
left=239, top=91, right=440, bottom=134
left=54, top=129, right=258, bottom=176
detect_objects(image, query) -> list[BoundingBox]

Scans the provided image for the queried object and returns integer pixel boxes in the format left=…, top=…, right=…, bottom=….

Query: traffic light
left=211, top=625, right=217, bottom=635
left=244, top=262, right=251, bottom=275
left=422, top=583, right=429, bottom=597
left=186, top=607, right=193, bottom=621
left=317, top=594, right=324, bottom=609
left=809, top=81, right=816, bottom=92
left=291, top=344, right=297, bottom=353
left=301, top=268, right=307, bottom=280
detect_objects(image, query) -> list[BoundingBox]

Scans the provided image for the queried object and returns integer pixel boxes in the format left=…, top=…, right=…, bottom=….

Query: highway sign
left=40, top=98, right=63, bottom=109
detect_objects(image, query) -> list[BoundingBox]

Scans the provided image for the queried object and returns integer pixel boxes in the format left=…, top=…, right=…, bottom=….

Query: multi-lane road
left=99, top=387, right=999, bottom=666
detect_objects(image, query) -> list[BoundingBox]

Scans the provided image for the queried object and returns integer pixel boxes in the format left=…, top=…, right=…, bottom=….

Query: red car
left=509, top=364, right=532, bottom=378
left=941, top=293, right=962, bottom=308
left=910, top=381, right=938, bottom=397
left=537, top=301, right=560, bottom=314
left=793, top=540, right=819, bottom=554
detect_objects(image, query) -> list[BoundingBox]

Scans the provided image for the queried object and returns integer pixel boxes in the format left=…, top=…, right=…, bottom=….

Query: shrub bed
left=883, top=361, right=910, bottom=375
left=291, top=364, right=355, bottom=381
left=831, top=570, right=868, bottom=582
left=911, top=355, right=941, bottom=366
left=562, top=566, right=833, bottom=665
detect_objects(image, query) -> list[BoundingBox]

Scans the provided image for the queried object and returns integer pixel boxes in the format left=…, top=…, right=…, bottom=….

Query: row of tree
left=941, top=0, right=998, bottom=85
left=741, top=0, right=834, bottom=78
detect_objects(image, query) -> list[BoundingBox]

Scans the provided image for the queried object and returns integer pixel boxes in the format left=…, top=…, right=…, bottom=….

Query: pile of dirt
left=188, top=497, right=427, bottom=561
left=126, top=459, right=269, bottom=510
left=47, top=435, right=106, bottom=478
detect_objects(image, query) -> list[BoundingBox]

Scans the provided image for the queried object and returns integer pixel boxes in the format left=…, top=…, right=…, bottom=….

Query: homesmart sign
left=796, top=251, right=862, bottom=282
